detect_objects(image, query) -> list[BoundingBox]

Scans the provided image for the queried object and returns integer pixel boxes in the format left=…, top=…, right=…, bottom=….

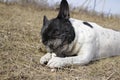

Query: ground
left=0, top=3, right=120, bottom=80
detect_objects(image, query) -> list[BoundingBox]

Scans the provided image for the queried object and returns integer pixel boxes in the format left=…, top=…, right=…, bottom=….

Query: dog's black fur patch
left=83, top=22, right=93, bottom=28
left=41, top=0, right=75, bottom=56
left=41, top=18, right=75, bottom=45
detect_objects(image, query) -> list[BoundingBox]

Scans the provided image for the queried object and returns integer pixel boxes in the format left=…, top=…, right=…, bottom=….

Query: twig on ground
left=106, top=72, right=115, bottom=80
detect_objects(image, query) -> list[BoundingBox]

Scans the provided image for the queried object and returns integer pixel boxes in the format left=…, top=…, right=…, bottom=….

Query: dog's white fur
left=40, top=18, right=120, bottom=68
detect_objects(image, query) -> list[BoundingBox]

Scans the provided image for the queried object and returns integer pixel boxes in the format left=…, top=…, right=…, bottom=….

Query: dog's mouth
left=42, top=37, right=71, bottom=57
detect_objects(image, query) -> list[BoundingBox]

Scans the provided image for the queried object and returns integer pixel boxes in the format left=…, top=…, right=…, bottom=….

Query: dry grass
left=0, top=3, right=120, bottom=80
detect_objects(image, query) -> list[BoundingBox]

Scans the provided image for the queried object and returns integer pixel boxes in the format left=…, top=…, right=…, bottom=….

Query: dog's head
left=41, top=0, right=75, bottom=56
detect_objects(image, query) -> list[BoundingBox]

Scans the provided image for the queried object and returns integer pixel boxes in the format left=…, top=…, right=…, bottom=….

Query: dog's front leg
left=47, top=43, right=95, bottom=68
left=47, top=55, right=92, bottom=68
left=40, top=53, right=56, bottom=65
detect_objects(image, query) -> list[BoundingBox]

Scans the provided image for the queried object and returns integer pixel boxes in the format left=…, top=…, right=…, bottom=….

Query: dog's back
left=92, top=22, right=120, bottom=59
left=70, top=18, right=120, bottom=60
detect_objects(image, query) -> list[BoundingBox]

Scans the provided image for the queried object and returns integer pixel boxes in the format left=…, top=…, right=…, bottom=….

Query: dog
left=40, top=0, right=120, bottom=68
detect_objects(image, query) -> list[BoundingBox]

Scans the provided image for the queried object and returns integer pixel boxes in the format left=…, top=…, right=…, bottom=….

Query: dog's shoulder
left=69, top=18, right=95, bottom=29
left=69, top=18, right=96, bottom=34
left=69, top=18, right=107, bottom=34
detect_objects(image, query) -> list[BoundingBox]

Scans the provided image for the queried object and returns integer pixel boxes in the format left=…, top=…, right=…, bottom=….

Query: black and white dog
left=40, top=0, right=120, bottom=68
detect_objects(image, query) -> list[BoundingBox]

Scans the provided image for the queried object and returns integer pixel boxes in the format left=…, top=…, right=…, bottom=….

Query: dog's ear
left=57, top=0, right=70, bottom=20
left=41, top=15, right=49, bottom=35
left=43, top=15, right=49, bottom=26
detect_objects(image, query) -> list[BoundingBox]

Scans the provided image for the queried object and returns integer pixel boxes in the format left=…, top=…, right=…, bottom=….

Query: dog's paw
left=47, top=57, right=65, bottom=68
left=40, top=53, right=52, bottom=65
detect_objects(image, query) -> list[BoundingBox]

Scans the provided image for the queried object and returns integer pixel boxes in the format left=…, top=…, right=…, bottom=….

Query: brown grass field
left=0, top=3, right=120, bottom=80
